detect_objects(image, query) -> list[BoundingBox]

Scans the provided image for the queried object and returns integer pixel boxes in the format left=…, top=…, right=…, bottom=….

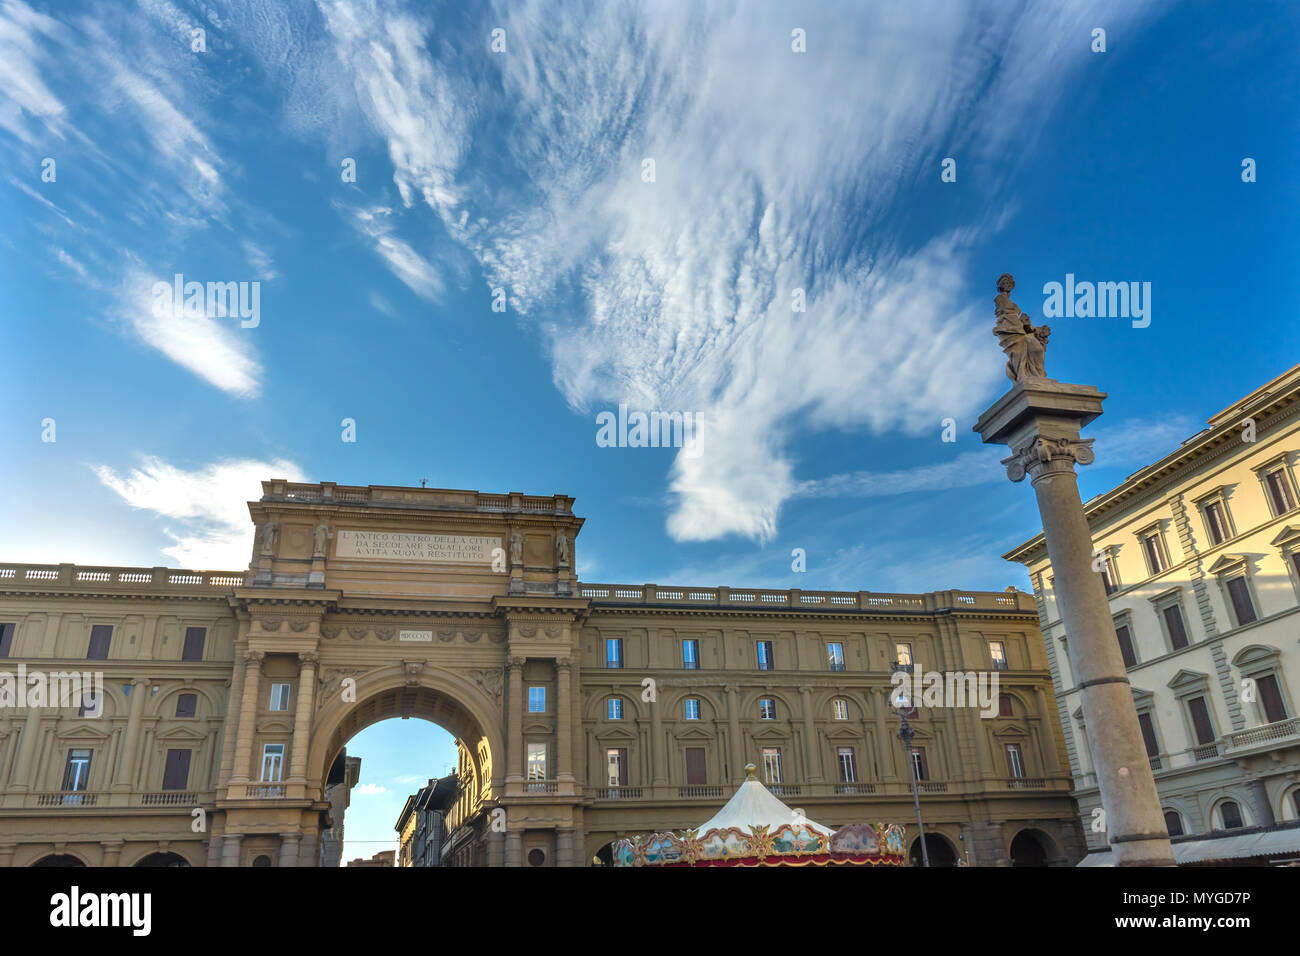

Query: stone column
left=221, top=833, right=242, bottom=867
left=113, top=678, right=150, bottom=790
left=724, top=685, right=744, bottom=784
left=556, top=827, right=575, bottom=867
left=555, top=657, right=574, bottom=783
left=649, top=676, right=668, bottom=787
left=506, top=656, right=525, bottom=784
left=216, top=646, right=248, bottom=788
left=505, top=831, right=522, bottom=867
left=101, top=841, right=124, bottom=867
left=487, top=828, right=505, bottom=867
left=10, top=707, right=44, bottom=792
left=206, top=835, right=224, bottom=868
left=299, top=828, right=319, bottom=867
left=798, top=685, right=823, bottom=783
left=229, top=652, right=264, bottom=785
left=976, top=377, right=1173, bottom=866
left=278, top=832, right=301, bottom=868
left=288, top=653, right=318, bottom=783
left=1248, top=779, right=1276, bottom=827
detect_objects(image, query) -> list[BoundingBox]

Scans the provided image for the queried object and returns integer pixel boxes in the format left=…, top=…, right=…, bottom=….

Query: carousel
left=612, top=764, right=906, bottom=867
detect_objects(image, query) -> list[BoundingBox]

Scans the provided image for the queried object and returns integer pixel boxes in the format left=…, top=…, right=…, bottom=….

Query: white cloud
left=93, top=456, right=305, bottom=569
left=354, top=783, right=387, bottom=796
left=0, top=0, right=69, bottom=145
left=342, top=203, right=442, bottom=299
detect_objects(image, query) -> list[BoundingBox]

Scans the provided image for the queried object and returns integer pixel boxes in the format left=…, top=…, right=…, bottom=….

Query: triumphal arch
left=0, top=479, right=1085, bottom=867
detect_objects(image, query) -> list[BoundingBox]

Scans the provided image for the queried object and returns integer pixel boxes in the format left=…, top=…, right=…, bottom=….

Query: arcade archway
left=909, top=833, right=959, bottom=866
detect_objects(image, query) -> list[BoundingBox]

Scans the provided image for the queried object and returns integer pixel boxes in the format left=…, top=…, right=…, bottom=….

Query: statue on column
left=312, top=522, right=331, bottom=557
left=509, top=531, right=523, bottom=567
left=555, top=533, right=568, bottom=567
left=260, top=520, right=278, bottom=555
left=993, top=274, right=1050, bottom=383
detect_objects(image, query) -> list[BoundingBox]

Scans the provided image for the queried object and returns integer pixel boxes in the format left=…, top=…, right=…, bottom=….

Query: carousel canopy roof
left=695, top=773, right=831, bottom=836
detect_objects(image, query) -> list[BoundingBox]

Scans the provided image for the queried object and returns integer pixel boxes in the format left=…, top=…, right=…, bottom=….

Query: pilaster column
left=278, top=832, right=301, bottom=868
left=0, top=844, right=15, bottom=868
left=299, top=828, right=319, bottom=867
left=650, top=675, right=667, bottom=786
left=505, top=831, right=522, bottom=867
left=206, top=835, right=224, bottom=867
left=556, top=827, right=575, bottom=867
left=100, top=841, right=124, bottom=867
left=506, top=656, right=525, bottom=783
left=113, top=678, right=150, bottom=790
left=976, top=376, right=1173, bottom=866
left=1248, top=779, right=1276, bottom=828
left=230, top=652, right=264, bottom=785
left=555, top=657, right=574, bottom=783
left=221, top=833, right=242, bottom=867
left=217, top=646, right=248, bottom=789
left=798, top=685, right=822, bottom=783
left=288, top=653, right=318, bottom=783
left=487, top=828, right=505, bottom=867
left=724, top=684, right=744, bottom=783
left=10, top=707, right=44, bottom=792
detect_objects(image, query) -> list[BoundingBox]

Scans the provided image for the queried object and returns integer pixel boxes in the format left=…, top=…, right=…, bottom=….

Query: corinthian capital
left=1001, top=436, right=1095, bottom=482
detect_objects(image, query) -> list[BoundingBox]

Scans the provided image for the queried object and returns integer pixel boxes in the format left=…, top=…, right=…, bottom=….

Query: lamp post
left=891, top=662, right=929, bottom=867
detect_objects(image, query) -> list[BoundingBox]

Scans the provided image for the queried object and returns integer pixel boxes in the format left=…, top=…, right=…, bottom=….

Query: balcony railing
left=247, top=784, right=285, bottom=799
left=139, top=791, right=197, bottom=806
left=1225, top=717, right=1300, bottom=753
left=834, top=782, right=877, bottom=795
left=592, top=786, right=642, bottom=800
left=767, top=785, right=802, bottom=797
left=916, top=782, right=948, bottom=794
left=577, top=584, right=1032, bottom=613
left=677, top=786, right=726, bottom=799
left=36, top=791, right=98, bottom=807
left=1005, top=777, right=1046, bottom=790
left=524, top=780, right=558, bottom=794
left=0, top=563, right=246, bottom=591
left=1192, top=743, right=1221, bottom=762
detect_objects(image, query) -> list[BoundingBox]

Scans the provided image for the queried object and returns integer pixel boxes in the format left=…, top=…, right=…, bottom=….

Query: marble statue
left=313, top=522, right=330, bottom=557
left=260, top=520, right=277, bottom=554
left=555, top=533, right=568, bottom=566
left=510, top=531, right=523, bottom=566
left=993, top=274, right=1050, bottom=382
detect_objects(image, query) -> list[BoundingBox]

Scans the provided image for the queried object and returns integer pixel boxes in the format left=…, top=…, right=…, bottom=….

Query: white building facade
left=1007, top=364, right=1300, bottom=861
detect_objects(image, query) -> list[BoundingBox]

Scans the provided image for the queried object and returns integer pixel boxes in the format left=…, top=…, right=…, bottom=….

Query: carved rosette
left=1001, top=436, right=1095, bottom=482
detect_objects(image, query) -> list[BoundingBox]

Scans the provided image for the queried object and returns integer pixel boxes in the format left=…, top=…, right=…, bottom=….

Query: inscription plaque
left=399, top=630, right=433, bottom=643
left=335, top=530, right=500, bottom=564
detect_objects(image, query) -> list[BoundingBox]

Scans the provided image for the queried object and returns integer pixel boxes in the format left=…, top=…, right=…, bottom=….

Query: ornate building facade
left=1006, top=363, right=1300, bottom=862
left=0, top=478, right=1082, bottom=866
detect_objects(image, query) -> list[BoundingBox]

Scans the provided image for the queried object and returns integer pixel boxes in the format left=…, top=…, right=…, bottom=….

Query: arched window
left=176, top=693, right=198, bottom=718
left=998, top=695, right=1014, bottom=717
left=1218, top=801, right=1243, bottom=830
left=606, top=697, right=623, bottom=720
left=831, top=698, right=849, bottom=720
left=1163, top=810, right=1184, bottom=837
left=252, top=855, right=273, bottom=867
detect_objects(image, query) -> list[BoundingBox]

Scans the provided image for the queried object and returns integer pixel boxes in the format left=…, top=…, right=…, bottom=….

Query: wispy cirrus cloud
left=93, top=455, right=305, bottom=569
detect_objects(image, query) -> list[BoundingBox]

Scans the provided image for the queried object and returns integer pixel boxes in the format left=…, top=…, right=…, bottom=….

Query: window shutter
left=0, top=623, right=14, bottom=658
left=617, top=748, right=628, bottom=786
left=162, top=749, right=192, bottom=790
left=1257, top=675, right=1287, bottom=724
left=1227, top=578, right=1256, bottom=625
left=1115, top=626, right=1136, bottom=668
left=1163, top=606, right=1189, bottom=649
left=182, top=627, right=206, bottom=661
left=1188, top=697, right=1215, bottom=745
left=87, top=625, right=112, bottom=660
left=685, top=748, right=706, bottom=785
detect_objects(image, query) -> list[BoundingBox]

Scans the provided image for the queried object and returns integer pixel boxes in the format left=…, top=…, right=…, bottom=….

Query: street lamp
left=890, top=662, right=929, bottom=868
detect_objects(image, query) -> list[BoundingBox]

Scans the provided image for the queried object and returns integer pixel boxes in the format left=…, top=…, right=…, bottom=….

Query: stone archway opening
left=31, top=854, right=86, bottom=867
left=909, top=834, right=959, bottom=867
left=134, top=851, right=191, bottom=867
left=1009, top=828, right=1056, bottom=866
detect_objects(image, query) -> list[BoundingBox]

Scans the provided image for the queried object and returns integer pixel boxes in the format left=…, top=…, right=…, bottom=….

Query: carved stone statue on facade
left=993, top=274, right=1051, bottom=383
left=260, top=520, right=277, bottom=554
left=555, top=533, right=568, bottom=566
left=509, top=531, right=523, bottom=567
left=313, top=522, right=330, bottom=557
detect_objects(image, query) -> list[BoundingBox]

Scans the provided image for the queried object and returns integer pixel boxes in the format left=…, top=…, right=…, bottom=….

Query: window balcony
left=1224, top=717, right=1300, bottom=755
left=592, top=786, right=643, bottom=799
left=523, top=779, right=558, bottom=794
left=36, top=791, right=99, bottom=807
left=677, top=785, right=726, bottom=798
left=834, top=782, right=876, bottom=795
left=1004, top=777, right=1046, bottom=790
left=247, top=784, right=286, bottom=798
left=139, top=791, right=198, bottom=806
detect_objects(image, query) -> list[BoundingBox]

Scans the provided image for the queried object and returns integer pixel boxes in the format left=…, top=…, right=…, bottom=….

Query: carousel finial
left=744, top=762, right=757, bottom=780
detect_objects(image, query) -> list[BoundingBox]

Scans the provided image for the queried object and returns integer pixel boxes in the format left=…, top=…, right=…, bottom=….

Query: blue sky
left=2, top=0, right=1297, bottom=861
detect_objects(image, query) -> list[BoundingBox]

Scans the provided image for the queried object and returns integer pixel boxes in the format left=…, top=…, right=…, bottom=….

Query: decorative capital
left=300, top=652, right=320, bottom=668
left=243, top=650, right=265, bottom=667
left=555, top=656, right=572, bottom=672
left=1002, top=436, right=1095, bottom=482
left=507, top=655, right=526, bottom=671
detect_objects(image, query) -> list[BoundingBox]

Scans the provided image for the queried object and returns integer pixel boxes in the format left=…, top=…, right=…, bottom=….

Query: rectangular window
left=684, top=698, right=701, bottom=720
left=756, top=641, right=773, bottom=671
left=1137, top=712, right=1160, bottom=758
left=1203, top=500, right=1230, bottom=545
left=162, top=749, right=192, bottom=790
left=87, top=625, right=112, bottom=660
left=685, top=747, right=706, bottom=786
left=269, top=683, right=291, bottom=711
left=526, top=744, right=547, bottom=780
left=1226, top=577, right=1257, bottom=626
left=1264, top=468, right=1297, bottom=516
left=1099, top=558, right=1118, bottom=595
left=826, top=642, right=845, bottom=671
left=1257, top=674, right=1288, bottom=724
left=895, top=643, right=913, bottom=667
left=682, top=639, right=699, bottom=670
left=1005, top=744, right=1025, bottom=778
left=1115, top=624, right=1137, bottom=668
left=1187, top=696, right=1215, bottom=746
left=181, top=627, right=206, bottom=661
left=606, top=748, right=628, bottom=787
left=62, top=749, right=92, bottom=791
left=759, top=698, right=775, bottom=720
left=832, top=698, right=849, bottom=720
left=989, top=641, right=1008, bottom=670
left=0, top=622, right=14, bottom=658
left=762, top=747, right=782, bottom=784
left=606, top=697, right=623, bottom=720
left=909, top=747, right=929, bottom=781
left=837, top=747, right=857, bottom=783
left=175, top=693, right=197, bottom=718
left=528, top=686, right=546, bottom=713
left=605, top=638, right=623, bottom=668
left=1163, top=604, right=1190, bottom=650
left=1141, top=531, right=1167, bottom=575
left=261, top=744, right=284, bottom=782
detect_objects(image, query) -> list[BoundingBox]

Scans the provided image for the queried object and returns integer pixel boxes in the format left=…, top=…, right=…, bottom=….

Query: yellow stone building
left=0, top=479, right=1083, bottom=866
